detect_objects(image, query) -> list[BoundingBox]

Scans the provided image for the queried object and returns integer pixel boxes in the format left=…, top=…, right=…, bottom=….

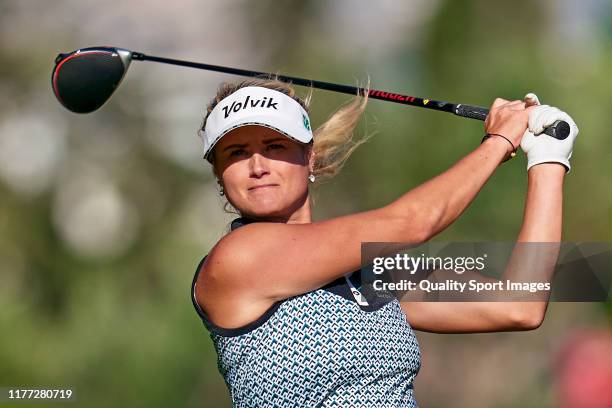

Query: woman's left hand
left=520, top=104, right=580, bottom=173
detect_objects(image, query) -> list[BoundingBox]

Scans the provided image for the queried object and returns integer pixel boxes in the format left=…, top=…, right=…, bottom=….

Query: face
left=211, top=125, right=313, bottom=221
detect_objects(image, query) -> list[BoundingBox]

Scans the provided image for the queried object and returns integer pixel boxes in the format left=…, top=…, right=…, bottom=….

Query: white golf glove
left=520, top=94, right=579, bottom=173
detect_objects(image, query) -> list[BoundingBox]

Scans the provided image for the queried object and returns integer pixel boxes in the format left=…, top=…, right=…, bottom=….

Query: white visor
left=203, top=86, right=314, bottom=160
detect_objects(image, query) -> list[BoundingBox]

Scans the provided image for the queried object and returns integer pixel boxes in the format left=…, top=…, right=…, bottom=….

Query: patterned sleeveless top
left=191, top=217, right=421, bottom=407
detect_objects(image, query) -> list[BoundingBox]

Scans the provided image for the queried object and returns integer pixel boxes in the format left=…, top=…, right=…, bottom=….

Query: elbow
left=508, top=307, right=546, bottom=331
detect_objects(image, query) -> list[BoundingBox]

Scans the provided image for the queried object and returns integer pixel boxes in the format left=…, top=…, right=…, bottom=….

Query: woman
left=191, top=78, right=579, bottom=407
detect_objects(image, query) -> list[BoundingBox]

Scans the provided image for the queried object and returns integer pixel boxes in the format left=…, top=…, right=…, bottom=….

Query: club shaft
left=134, top=53, right=455, bottom=112
left=131, top=52, right=568, bottom=139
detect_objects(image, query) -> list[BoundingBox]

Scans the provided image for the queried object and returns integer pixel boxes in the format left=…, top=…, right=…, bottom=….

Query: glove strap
left=481, top=133, right=517, bottom=162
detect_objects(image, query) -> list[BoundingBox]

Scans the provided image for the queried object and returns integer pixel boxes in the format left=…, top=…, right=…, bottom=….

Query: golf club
left=51, top=46, right=570, bottom=139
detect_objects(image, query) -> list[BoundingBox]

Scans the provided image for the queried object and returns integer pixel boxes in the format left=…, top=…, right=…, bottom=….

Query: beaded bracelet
left=481, top=133, right=517, bottom=162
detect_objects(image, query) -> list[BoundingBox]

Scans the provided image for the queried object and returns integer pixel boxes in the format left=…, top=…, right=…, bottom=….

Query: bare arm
left=401, top=163, right=565, bottom=333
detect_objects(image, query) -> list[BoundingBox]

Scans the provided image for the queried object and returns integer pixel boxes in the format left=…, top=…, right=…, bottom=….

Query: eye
left=229, top=148, right=247, bottom=157
left=267, top=143, right=285, bottom=151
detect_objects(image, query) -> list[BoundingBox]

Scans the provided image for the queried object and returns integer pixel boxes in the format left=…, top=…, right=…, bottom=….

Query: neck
left=286, top=196, right=312, bottom=224
left=243, top=194, right=313, bottom=225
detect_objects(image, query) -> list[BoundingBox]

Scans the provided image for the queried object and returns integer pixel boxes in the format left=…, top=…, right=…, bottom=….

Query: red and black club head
left=52, top=46, right=133, bottom=113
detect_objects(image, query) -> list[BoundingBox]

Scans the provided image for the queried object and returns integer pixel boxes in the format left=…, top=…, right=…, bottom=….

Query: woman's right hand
left=484, top=98, right=535, bottom=150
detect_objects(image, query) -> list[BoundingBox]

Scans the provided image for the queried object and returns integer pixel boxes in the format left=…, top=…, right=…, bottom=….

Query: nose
left=248, top=153, right=270, bottom=178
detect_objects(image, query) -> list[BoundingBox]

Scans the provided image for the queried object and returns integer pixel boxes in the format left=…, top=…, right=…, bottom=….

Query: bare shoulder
left=194, top=225, right=279, bottom=328
left=194, top=220, right=348, bottom=328
left=199, top=221, right=319, bottom=295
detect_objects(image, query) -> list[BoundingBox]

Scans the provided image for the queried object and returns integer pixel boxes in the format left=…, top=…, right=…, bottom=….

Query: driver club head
left=52, top=46, right=133, bottom=113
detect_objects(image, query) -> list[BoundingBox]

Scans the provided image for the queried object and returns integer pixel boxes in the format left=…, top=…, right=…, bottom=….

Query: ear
left=306, top=144, right=316, bottom=173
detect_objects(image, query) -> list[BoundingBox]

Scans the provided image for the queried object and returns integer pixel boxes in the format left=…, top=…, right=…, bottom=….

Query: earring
left=308, top=173, right=316, bottom=183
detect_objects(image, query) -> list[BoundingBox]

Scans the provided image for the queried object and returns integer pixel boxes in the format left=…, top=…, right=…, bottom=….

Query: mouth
left=248, top=184, right=279, bottom=191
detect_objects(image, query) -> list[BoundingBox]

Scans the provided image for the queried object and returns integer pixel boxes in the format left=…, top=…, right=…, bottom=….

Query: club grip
left=455, top=104, right=570, bottom=140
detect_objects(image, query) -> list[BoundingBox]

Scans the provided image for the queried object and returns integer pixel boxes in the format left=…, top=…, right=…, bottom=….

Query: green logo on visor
left=302, top=114, right=311, bottom=131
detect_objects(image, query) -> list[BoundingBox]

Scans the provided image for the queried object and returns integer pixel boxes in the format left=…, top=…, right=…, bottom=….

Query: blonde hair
left=199, top=77, right=371, bottom=181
